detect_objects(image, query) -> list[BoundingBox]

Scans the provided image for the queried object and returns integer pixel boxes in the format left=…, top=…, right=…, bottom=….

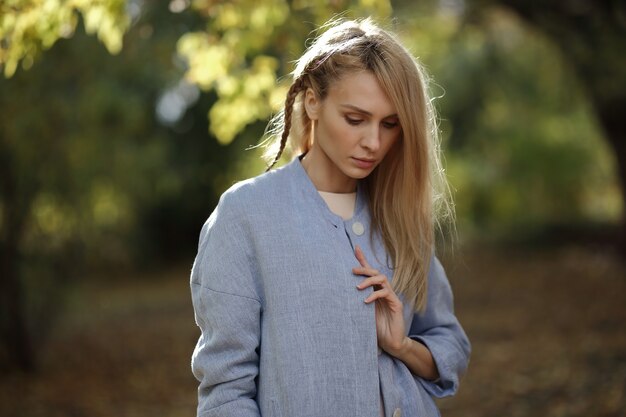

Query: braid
left=266, top=76, right=306, bottom=171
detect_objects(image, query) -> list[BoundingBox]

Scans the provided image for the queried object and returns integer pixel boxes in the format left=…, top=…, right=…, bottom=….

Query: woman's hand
left=353, top=245, right=406, bottom=355
left=353, top=245, right=440, bottom=381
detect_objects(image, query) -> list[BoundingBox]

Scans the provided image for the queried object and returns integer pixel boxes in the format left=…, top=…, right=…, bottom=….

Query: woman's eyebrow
left=340, top=103, right=398, bottom=119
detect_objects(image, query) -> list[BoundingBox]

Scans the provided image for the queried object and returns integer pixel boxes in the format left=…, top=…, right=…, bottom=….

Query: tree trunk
left=596, top=97, right=626, bottom=256
left=0, top=236, right=34, bottom=371
left=0, top=142, right=35, bottom=372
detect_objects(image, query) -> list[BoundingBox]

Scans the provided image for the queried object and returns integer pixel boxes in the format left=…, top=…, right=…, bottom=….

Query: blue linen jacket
left=190, top=156, right=470, bottom=417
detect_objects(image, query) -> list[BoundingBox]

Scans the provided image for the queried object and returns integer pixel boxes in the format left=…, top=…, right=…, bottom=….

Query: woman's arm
left=190, top=192, right=262, bottom=417
left=406, top=256, right=471, bottom=397
left=385, top=336, right=439, bottom=381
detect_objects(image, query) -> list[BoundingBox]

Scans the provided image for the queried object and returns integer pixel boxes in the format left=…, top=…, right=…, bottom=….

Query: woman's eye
left=345, top=117, right=363, bottom=126
left=382, top=121, right=399, bottom=129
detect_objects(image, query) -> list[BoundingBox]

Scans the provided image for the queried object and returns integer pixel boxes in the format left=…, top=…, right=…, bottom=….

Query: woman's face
left=303, top=70, right=402, bottom=192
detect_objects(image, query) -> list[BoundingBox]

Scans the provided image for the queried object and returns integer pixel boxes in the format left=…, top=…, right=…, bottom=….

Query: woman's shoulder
left=198, top=160, right=298, bottom=246
left=217, top=159, right=296, bottom=212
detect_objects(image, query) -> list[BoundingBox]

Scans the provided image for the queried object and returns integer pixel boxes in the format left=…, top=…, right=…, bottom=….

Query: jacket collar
left=283, top=155, right=368, bottom=228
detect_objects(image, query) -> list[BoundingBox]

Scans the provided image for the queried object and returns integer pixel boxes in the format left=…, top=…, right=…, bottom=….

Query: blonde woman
left=190, top=18, right=470, bottom=417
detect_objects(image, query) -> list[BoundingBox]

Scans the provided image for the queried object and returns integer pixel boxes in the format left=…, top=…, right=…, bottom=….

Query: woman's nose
left=361, top=125, right=381, bottom=152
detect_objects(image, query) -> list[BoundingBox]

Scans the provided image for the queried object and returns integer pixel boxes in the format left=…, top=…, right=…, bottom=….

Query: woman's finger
left=354, top=245, right=372, bottom=269
left=356, top=274, right=389, bottom=290
left=364, top=287, right=393, bottom=303
left=352, top=266, right=380, bottom=277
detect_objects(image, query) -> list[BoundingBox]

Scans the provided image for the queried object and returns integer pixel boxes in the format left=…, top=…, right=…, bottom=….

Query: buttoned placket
left=342, top=215, right=385, bottom=360
left=292, top=156, right=387, bottom=415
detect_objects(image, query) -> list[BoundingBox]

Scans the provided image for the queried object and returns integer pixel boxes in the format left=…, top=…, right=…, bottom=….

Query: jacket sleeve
left=408, top=256, right=471, bottom=398
left=190, top=191, right=262, bottom=417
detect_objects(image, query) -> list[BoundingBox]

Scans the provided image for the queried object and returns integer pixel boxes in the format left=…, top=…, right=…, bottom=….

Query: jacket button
left=392, top=408, right=402, bottom=417
left=352, top=221, right=365, bottom=235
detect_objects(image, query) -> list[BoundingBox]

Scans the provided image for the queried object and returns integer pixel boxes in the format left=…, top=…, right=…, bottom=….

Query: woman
left=190, top=18, right=470, bottom=417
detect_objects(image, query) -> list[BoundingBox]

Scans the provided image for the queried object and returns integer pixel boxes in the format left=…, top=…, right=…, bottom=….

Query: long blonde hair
left=264, top=18, right=453, bottom=312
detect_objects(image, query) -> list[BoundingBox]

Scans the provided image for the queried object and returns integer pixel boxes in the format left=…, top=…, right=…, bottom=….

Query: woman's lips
left=352, top=157, right=376, bottom=169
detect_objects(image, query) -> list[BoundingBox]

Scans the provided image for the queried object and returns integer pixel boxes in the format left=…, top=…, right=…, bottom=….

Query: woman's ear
left=303, top=88, right=320, bottom=121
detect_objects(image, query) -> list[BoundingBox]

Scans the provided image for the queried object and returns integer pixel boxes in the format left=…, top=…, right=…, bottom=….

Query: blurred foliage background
left=0, top=0, right=624, bottom=416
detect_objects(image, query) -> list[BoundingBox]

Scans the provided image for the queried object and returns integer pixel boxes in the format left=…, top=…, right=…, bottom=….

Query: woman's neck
left=301, top=147, right=357, bottom=193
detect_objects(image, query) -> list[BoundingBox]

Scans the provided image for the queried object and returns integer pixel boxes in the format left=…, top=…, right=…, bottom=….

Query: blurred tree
left=0, top=0, right=131, bottom=371
left=469, top=0, right=626, bottom=248
left=0, top=1, right=201, bottom=371
left=0, top=0, right=130, bottom=77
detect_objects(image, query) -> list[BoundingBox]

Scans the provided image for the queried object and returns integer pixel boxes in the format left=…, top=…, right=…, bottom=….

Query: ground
left=1, top=245, right=624, bottom=417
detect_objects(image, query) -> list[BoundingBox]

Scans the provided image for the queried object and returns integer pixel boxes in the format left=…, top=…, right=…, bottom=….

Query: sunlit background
left=1, top=0, right=624, bottom=416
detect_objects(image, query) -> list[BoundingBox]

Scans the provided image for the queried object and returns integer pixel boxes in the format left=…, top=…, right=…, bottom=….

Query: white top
left=318, top=190, right=357, bottom=220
